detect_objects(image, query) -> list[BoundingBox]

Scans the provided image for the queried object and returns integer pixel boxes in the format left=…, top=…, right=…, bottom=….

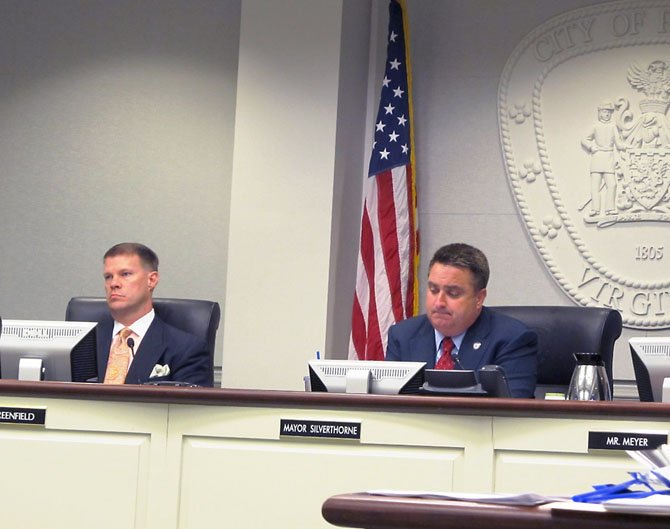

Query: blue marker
left=316, top=351, right=321, bottom=360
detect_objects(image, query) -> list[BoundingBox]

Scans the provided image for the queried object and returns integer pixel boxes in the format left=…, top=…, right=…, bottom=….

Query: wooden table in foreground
left=321, top=493, right=670, bottom=529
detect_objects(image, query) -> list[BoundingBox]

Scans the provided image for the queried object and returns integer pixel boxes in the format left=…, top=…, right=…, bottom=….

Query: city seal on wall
left=499, top=0, right=670, bottom=329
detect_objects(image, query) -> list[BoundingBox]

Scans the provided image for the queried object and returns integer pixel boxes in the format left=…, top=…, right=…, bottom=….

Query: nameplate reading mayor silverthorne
left=0, top=407, right=46, bottom=426
left=589, top=431, right=667, bottom=450
left=280, top=419, right=361, bottom=440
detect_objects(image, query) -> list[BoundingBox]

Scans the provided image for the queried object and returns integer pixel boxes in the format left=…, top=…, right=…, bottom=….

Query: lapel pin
left=473, top=342, right=481, bottom=350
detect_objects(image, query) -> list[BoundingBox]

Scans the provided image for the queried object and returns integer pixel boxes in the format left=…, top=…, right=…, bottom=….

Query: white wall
left=222, top=0, right=370, bottom=390
left=0, top=0, right=240, bottom=370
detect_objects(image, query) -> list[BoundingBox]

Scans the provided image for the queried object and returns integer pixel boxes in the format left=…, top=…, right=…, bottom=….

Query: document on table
left=603, top=494, right=670, bottom=515
left=366, top=490, right=566, bottom=506
left=550, top=496, right=670, bottom=516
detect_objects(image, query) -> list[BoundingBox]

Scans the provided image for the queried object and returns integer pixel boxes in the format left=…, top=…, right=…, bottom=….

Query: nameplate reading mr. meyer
left=589, top=431, right=667, bottom=450
left=280, top=419, right=361, bottom=440
left=0, top=407, right=46, bottom=426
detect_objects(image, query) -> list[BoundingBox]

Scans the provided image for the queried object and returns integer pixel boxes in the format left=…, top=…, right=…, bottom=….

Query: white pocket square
left=150, top=364, right=170, bottom=378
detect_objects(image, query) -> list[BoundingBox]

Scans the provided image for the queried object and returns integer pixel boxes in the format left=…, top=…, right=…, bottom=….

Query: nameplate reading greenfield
left=280, top=419, right=361, bottom=440
left=589, top=431, right=667, bottom=451
left=0, top=407, right=46, bottom=426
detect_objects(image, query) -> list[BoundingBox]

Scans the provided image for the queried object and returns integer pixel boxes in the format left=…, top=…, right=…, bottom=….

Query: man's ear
left=476, top=287, right=487, bottom=309
left=148, top=271, right=159, bottom=291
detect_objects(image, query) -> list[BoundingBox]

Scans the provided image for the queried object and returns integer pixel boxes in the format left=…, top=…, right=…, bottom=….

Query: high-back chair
left=491, top=306, right=622, bottom=398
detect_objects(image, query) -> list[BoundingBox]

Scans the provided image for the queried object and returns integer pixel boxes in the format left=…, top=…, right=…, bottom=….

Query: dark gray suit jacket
left=385, top=307, right=538, bottom=398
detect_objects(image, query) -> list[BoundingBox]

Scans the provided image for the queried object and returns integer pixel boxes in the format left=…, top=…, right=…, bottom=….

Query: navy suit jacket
left=96, top=314, right=213, bottom=386
left=386, top=307, right=538, bottom=398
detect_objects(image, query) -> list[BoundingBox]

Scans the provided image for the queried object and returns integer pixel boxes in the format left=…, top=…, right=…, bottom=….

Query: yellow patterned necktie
left=103, top=327, right=133, bottom=384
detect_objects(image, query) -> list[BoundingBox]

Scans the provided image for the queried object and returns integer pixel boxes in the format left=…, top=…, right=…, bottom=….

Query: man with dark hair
left=98, top=242, right=212, bottom=386
left=386, top=243, right=537, bottom=398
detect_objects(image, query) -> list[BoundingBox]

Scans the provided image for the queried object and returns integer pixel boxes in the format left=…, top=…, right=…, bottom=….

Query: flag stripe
left=375, top=170, right=404, bottom=323
left=390, top=165, right=411, bottom=319
left=355, top=200, right=383, bottom=359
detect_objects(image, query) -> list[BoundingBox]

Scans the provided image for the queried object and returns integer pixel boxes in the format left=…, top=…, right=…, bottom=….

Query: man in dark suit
left=386, top=243, right=537, bottom=398
left=98, top=242, right=212, bottom=386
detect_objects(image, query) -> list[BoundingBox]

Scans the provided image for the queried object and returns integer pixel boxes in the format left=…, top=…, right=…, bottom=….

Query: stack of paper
left=367, top=490, right=564, bottom=506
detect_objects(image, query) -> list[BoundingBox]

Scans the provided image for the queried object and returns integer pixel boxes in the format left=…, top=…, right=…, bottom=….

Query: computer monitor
left=308, top=360, right=426, bottom=394
left=629, top=337, right=670, bottom=402
left=0, top=320, right=98, bottom=382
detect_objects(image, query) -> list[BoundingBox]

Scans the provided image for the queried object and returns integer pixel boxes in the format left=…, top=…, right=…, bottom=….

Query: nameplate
left=0, top=407, right=46, bottom=426
left=588, top=431, right=667, bottom=450
left=280, top=419, right=361, bottom=440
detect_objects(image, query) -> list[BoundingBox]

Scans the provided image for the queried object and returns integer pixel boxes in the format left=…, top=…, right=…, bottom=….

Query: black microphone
left=127, top=337, right=135, bottom=357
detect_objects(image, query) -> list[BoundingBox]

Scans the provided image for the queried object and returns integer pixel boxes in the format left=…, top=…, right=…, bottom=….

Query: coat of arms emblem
left=499, top=1, right=670, bottom=329
left=581, top=61, right=670, bottom=224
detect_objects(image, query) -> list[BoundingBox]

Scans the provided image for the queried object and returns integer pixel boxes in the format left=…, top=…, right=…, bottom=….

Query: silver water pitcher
left=567, top=352, right=612, bottom=401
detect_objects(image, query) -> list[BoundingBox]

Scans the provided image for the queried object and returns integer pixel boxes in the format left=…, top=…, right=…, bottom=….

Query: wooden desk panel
left=0, top=381, right=669, bottom=528
left=0, top=395, right=168, bottom=529
left=167, top=405, right=493, bottom=528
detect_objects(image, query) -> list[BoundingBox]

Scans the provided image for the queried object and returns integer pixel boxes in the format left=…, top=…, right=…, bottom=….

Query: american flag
left=350, top=0, right=419, bottom=361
